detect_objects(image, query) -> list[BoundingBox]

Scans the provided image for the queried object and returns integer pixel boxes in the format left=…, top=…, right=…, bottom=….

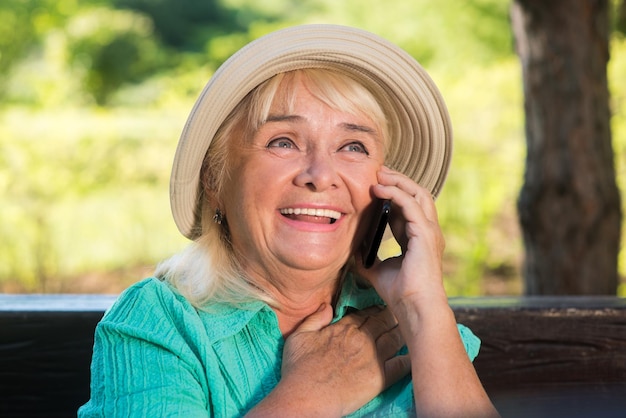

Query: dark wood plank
left=1, top=295, right=625, bottom=417
left=0, top=295, right=115, bottom=417
left=450, top=297, right=626, bottom=417
left=450, top=296, right=626, bottom=389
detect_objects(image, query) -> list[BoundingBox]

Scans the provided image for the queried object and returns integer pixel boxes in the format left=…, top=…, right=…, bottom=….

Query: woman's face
left=221, top=76, right=385, bottom=281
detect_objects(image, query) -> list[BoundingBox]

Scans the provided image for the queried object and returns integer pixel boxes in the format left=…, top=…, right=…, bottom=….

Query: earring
left=213, top=208, right=224, bottom=225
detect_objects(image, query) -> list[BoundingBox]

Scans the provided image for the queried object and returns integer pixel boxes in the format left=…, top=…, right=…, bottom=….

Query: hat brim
left=171, top=24, right=453, bottom=240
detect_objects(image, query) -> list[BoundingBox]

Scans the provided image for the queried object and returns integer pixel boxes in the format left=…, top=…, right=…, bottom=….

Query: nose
left=294, top=151, right=339, bottom=191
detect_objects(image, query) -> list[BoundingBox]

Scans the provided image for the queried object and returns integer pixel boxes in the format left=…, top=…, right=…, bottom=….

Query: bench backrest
left=1, top=295, right=625, bottom=417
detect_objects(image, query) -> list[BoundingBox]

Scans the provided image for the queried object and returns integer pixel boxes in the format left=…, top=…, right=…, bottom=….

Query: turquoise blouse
left=79, top=276, right=480, bottom=417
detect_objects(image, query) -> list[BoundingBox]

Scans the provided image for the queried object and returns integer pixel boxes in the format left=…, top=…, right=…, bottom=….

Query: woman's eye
left=267, top=138, right=296, bottom=149
left=340, top=142, right=369, bottom=155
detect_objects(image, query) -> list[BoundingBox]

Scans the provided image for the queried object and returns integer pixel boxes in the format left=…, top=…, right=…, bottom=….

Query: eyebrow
left=265, top=114, right=303, bottom=123
left=265, top=114, right=377, bottom=135
left=341, top=122, right=376, bottom=134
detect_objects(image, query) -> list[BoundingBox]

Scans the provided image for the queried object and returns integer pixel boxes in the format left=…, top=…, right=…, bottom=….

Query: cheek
left=344, top=164, right=380, bottom=201
left=222, top=161, right=281, bottom=223
left=344, top=165, right=382, bottom=234
left=353, top=199, right=378, bottom=241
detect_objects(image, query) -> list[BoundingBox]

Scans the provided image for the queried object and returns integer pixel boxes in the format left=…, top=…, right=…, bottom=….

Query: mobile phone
left=361, top=199, right=391, bottom=269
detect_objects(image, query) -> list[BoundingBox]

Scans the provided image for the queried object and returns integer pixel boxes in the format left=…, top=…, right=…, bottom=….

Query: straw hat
left=171, top=24, right=453, bottom=240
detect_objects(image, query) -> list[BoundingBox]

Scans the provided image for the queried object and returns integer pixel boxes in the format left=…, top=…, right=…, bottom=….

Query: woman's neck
left=244, top=265, right=346, bottom=337
left=270, top=284, right=339, bottom=337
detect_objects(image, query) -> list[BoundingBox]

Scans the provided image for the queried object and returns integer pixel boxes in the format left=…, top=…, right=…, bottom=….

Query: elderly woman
left=79, top=25, right=499, bottom=417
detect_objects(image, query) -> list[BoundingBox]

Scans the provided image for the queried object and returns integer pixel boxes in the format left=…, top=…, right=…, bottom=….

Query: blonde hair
left=156, top=68, right=389, bottom=308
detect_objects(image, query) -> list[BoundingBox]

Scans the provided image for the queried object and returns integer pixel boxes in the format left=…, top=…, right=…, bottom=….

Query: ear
left=203, top=189, right=223, bottom=215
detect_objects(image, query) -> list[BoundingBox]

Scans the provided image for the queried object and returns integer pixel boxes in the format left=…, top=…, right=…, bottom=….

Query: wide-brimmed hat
left=171, top=24, right=453, bottom=240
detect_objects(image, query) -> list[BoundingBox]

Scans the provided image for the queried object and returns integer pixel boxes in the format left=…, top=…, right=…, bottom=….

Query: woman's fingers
left=371, top=168, right=444, bottom=258
left=376, top=166, right=439, bottom=225
left=384, top=354, right=411, bottom=388
left=291, top=302, right=334, bottom=332
left=352, top=306, right=405, bottom=358
left=355, top=307, right=409, bottom=389
left=376, top=324, right=405, bottom=360
left=353, top=305, right=396, bottom=330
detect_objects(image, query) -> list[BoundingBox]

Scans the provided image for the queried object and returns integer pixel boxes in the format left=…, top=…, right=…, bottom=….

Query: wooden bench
left=1, top=295, right=625, bottom=417
left=453, top=297, right=626, bottom=418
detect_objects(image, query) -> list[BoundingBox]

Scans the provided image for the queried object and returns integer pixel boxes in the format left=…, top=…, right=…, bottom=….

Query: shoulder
left=99, top=277, right=269, bottom=345
left=95, top=277, right=206, bottom=348
left=102, top=277, right=194, bottom=323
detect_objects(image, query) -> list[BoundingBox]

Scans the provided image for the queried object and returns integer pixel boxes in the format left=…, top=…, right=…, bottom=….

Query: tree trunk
left=511, top=0, right=621, bottom=295
left=617, top=0, right=626, bottom=35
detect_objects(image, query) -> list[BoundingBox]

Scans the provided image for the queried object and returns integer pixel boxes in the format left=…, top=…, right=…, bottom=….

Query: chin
left=285, top=251, right=350, bottom=272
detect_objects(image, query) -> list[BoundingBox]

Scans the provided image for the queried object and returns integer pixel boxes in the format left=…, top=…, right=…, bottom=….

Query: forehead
left=270, top=70, right=363, bottom=111
left=266, top=70, right=388, bottom=138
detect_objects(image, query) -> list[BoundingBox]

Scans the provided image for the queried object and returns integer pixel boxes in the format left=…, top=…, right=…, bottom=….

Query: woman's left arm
left=357, top=166, right=500, bottom=418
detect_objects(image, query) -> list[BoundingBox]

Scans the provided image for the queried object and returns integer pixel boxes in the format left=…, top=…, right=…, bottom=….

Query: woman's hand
left=247, top=304, right=410, bottom=417
left=357, top=165, right=448, bottom=310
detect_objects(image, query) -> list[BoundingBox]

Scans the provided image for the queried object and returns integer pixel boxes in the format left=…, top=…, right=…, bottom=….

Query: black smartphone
left=361, top=199, right=391, bottom=269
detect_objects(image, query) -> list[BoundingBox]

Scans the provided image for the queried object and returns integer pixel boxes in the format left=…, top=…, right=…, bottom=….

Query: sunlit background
left=1, top=0, right=625, bottom=295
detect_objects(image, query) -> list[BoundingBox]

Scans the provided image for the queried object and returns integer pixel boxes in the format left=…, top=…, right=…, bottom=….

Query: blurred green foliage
left=0, top=0, right=624, bottom=295
left=65, top=7, right=169, bottom=105
left=110, top=0, right=248, bottom=49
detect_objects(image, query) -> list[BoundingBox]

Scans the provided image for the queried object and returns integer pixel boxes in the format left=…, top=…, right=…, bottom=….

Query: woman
left=79, top=25, right=499, bottom=417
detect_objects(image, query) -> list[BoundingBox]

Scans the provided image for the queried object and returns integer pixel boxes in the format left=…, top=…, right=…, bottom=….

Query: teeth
left=280, top=207, right=341, bottom=220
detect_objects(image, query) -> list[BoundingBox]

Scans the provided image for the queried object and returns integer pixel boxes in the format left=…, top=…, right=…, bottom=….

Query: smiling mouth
left=279, top=208, right=341, bottom=224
